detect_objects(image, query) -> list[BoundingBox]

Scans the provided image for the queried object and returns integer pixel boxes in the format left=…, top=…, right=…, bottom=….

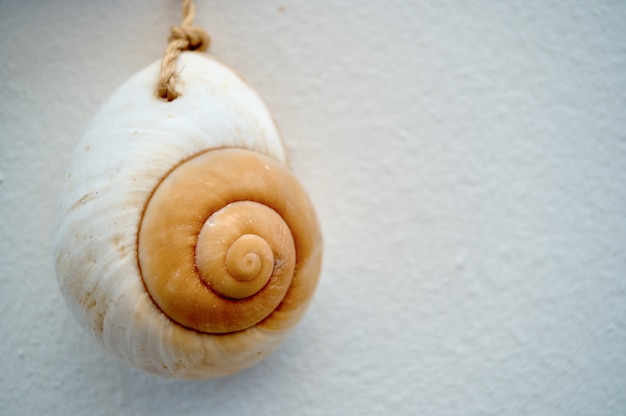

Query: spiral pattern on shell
left=53, top=52, right=323, bottom=379
left=138, top=148, right=317, bottom=334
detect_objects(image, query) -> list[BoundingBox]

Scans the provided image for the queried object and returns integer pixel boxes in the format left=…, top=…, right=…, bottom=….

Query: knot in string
left=168, top=25, right=210, bottom=51
left=157, top=0, right=210, bottom=101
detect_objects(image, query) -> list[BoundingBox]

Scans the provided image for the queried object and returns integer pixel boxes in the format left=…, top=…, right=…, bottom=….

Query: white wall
left=1, top=1, right=625, bottom=414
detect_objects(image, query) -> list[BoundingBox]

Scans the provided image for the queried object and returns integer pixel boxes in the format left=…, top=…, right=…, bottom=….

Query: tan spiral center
left=194, top=201, right=293, bottom=300
left=137, top=148, right=322, bottom=334
left=225, top=235, right=270, bottom=282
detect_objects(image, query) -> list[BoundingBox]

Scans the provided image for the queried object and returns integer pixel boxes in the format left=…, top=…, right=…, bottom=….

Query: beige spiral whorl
left=138, top=148, right=321, bottom=334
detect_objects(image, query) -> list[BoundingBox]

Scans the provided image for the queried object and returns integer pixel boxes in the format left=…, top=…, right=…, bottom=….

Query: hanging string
left=156, top=0, right=210, bottom=101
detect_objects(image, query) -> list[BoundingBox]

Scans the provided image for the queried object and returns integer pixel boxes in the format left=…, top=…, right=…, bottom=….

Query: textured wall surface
left=1, top=1, right=625, bottom=415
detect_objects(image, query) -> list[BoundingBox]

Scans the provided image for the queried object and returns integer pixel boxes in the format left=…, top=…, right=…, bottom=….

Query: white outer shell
left=54, top=52, right=291, bottom=379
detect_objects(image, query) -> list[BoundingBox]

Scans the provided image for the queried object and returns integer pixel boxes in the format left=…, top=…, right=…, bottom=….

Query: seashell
left=53, top=52, right=323, bottom=379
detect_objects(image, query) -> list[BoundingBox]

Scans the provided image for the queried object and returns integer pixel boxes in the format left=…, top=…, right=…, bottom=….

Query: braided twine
left=156, top=0, right=210, bottom=101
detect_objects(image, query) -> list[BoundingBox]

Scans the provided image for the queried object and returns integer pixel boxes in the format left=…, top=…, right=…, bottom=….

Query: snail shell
left=53, top=52, right=323, bottom=379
